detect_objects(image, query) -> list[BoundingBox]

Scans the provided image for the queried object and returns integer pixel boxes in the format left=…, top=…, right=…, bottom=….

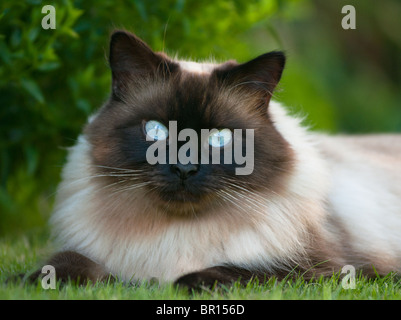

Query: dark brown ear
left=214, top=51, right=285, bottom=106
left=109, top=30, right=177, bottom=100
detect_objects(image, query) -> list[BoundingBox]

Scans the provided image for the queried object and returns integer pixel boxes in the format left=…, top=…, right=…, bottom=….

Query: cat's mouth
left=158, top=190, right=202, bottom=203
left=153, top=186, right=216, bottom=215
left=152, top=178, right=207, bottom=203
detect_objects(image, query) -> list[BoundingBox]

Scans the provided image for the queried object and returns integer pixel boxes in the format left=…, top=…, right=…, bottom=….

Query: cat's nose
left=170, top=163, right=199, bottom=179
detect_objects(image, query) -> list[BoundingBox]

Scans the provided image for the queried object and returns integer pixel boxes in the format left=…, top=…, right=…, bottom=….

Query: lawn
left=1, top=229, right=401, bottom=300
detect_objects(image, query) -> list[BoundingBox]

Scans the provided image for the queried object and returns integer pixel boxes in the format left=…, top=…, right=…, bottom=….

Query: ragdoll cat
left=28, top=30, right=401, bottom=289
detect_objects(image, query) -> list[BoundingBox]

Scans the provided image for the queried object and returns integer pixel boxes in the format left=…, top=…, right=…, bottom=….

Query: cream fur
left=317, top=134, right=401, bottom=272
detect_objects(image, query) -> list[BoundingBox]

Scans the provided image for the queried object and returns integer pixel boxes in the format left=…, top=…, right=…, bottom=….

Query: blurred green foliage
left=1, top=0, right=400, bottom=235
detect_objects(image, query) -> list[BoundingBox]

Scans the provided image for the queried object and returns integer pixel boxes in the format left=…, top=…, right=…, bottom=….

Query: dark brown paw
left=24, top=266, right=116, bottom=287
left=18, top=251, right=114, bottom=287
left=174, top=266, right=260, bottom=292
left=174, top=271, right=221, bottom=291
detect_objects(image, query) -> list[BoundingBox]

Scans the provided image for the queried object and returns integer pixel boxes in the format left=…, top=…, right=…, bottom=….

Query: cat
left=27, top=30, right=401, bottom=289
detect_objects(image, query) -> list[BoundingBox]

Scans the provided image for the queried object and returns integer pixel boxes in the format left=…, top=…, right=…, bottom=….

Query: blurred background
left=1, top=0, right=400, bottom=236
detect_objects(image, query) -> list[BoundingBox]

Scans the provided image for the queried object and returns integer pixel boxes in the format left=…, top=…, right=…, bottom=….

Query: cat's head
left=85, top=30, right=293, bottom=216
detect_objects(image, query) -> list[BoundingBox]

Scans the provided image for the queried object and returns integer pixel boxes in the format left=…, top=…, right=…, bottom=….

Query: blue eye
left=145, top=120, right=168, bottom=141
left=208, top=129, right=232, bottom=148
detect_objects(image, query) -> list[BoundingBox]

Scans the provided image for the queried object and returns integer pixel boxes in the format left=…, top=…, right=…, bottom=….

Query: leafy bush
left=0, top=0, right=297, bottom=234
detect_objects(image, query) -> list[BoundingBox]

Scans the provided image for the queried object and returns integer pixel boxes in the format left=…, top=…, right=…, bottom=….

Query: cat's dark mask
left=85, top=30, right=293, bottom=215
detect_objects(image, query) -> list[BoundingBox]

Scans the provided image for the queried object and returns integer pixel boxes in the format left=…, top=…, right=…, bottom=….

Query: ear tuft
left=109, top=31, right=160, bottom=74
left=214, top=51, right=286, bottom=105
left=108, top=30, right=177, bottom=100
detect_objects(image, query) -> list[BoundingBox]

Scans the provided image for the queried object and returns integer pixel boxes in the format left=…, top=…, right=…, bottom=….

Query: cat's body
left=318, top=133, right=401, bottom=274
left=30, top=31, right=401, bottom=288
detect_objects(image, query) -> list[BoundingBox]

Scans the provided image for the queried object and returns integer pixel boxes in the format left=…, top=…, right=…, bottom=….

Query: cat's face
left=85, top=31, right=293, bottom=215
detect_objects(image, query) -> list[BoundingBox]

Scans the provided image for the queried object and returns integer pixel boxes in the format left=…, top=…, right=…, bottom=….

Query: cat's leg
left=174, top=261, right=341, bottom=291
left=174, top=266, right=268, bottom=290
left=27, top=251, right=113, bottom=285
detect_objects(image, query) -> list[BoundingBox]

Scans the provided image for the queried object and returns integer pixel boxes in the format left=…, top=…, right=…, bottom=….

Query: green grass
left=1, top=229, right=401, bottom=300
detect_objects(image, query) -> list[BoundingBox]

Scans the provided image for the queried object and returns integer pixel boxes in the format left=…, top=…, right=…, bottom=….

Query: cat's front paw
left=174, top=271, right=221, bottom=291
left=174, top=266, right=258, bottom=292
